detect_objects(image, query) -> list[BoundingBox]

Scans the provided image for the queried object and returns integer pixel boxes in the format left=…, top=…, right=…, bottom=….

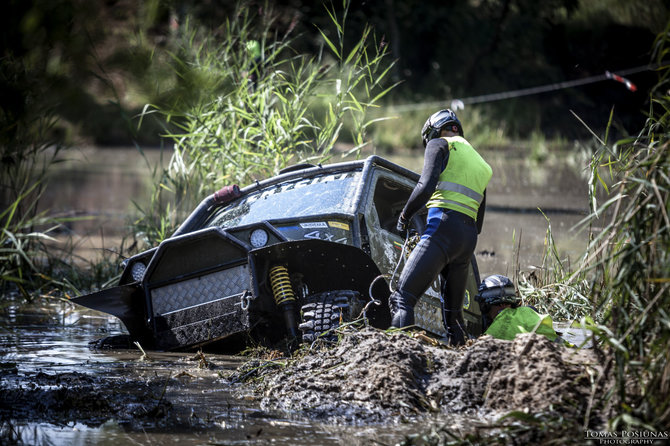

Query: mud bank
left=235, top=328, right=604, bottom=426
left=0, top=370, right=174, bottom=429
left=0, top=351, right=249, bottom=436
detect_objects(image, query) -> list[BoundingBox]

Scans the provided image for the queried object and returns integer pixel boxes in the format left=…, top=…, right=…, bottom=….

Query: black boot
left=445, top=322, right=466, bottom=346
left=441, top=277, right=468, bottom=346
left=443, top=304, right=467, bottom=346
left=389, top=290, right=418, bottom=328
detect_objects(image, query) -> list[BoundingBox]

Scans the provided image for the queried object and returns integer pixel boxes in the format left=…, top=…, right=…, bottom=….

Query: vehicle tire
left=299, top=290, right=362, bottom=344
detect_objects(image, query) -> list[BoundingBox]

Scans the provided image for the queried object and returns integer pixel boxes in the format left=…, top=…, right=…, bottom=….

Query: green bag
left=484, top=306, right=558, bottom=341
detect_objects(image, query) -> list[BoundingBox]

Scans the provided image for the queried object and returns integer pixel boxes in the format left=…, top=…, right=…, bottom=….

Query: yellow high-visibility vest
left=427, top=136, right=492, bottom=220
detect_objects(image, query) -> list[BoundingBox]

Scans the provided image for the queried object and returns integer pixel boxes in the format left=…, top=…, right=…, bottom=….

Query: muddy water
left=4, top=146, right=595, bottom=444
left=3, top=299, right=471, bottom=445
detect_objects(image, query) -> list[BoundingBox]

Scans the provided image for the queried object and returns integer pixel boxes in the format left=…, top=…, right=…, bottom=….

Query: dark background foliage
left=1, top=0, right=667, bottom=147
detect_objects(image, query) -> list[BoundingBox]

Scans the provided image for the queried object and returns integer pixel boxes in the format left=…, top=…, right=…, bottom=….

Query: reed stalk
left=134, top=0, right=398, bottom=246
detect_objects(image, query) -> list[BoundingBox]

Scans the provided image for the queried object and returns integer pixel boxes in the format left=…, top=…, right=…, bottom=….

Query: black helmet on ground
left=421, top=109, right=463, bottom=147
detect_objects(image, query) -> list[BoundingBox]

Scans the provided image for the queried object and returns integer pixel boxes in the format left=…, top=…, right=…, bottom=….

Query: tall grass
left=0, top=56, right=124, bottom=299
left=516, top=215, right=593, bottom=321
left=0, top=169, right=127, bottom=299
left=516, top=23, right=669, bottom=432
left=567, top=24, right=670, bottom=429
left=0, top=53, right=65, bottom=297
left=1, top=182, right=53, bottom=297
left=596, top=143, right=669, bottom=429
left=134, top=1, right=398, bottom=245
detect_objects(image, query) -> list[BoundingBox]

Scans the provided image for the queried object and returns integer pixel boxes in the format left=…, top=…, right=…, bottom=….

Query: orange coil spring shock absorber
left=269, top=265, right=298, bottom=338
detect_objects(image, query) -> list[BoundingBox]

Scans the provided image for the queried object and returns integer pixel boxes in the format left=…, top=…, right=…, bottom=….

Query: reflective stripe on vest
left=427, top=136, right=492, bottom=220
left=436, top=180, right=485, bottom=203
left=431, top=198, right=478, bottom=214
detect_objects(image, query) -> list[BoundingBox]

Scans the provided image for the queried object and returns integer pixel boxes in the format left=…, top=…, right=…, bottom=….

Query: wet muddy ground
left=1, top=299, right=604, bottom=445
left=231, top=326, right=609, bottom=446
left=2, top=146, right=605, bottom=444
left=0, top=299, right=479, bottom=445
left=238, top=328, right=602, bottom=425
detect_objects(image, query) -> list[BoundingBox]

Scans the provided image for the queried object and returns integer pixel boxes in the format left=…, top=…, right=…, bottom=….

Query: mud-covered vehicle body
left=75, top=155, right=482, bottom=351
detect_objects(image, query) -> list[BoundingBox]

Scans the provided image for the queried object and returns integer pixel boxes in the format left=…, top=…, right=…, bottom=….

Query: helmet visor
left=428, top=109, right=462, bottom=137
left=431, top=114, right=456, bottom=130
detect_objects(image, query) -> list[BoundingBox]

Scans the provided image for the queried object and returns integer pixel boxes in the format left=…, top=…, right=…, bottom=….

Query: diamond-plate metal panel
left=151, top=264, right=249, bottom=316
left=153, top=296, right=250, bottom=350
left=415, top=297, right=447, bottom=337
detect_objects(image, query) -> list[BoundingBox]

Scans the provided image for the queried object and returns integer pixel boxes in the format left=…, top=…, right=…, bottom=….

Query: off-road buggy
left=74, top=155, right=483, bottom=351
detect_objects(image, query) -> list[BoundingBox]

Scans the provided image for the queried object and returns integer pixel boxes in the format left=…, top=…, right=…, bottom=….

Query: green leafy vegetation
left=132, top=1, right=397, bottom=245
left=500, top=22, right=670, bottom=439
left=585, top=60, right=669, bottom=428
left=0, top=49, right=64, bottom=296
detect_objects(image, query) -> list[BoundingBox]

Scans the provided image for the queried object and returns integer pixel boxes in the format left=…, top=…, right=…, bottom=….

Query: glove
left=396, top=214, right=408, bottom=236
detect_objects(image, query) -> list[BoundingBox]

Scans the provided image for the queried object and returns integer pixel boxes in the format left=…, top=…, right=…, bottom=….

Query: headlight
left=249, top=228, right=269, bottom=248
left=130, top=262, right=146, bottom=282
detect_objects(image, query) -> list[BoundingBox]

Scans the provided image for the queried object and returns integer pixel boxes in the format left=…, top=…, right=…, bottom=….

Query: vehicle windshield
left=207, top=170, right=362, bottom=229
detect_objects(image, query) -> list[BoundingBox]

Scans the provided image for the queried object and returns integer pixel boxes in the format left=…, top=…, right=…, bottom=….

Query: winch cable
left=387, top=63, right=655, bottom=114
left=361, top=63, right=651, bottom=316
left=389, top=232, right=416, bottom=292
left=364, top=232, right=416, bottom=322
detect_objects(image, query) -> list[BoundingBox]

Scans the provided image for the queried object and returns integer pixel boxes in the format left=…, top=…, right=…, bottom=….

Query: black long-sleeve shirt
left=401, top=138, right=487, bottom=234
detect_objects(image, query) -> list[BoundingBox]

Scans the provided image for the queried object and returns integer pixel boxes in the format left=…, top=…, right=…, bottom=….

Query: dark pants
left=389, top=208, right=477, bottom=345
